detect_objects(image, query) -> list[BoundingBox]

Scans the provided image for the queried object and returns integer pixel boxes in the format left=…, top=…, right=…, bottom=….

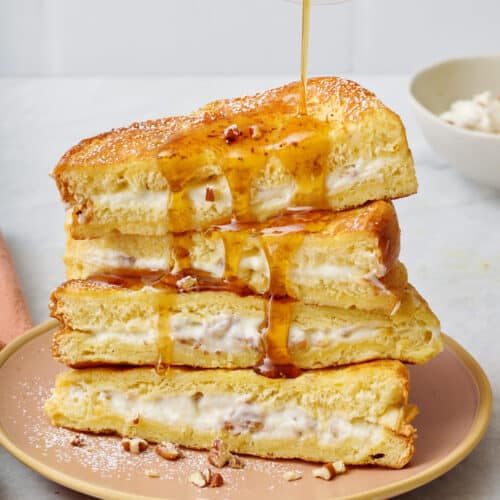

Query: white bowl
left=409, top=55, right=500, bottom=189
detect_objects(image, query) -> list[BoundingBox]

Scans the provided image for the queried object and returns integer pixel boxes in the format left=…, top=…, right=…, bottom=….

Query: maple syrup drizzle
left=170, top=232, right=193, bottom=272
left=88, top=208, right=350, bottom=378
left=224, top=158, right=260, bottom=222
left=158, top=112, right=334, bottom=233
left=299, top=0, right=311, bottom=115
left=164, top=229, right=185, bottom=372
left=155, top=293, right=175, bottom=375
left=88, top=268, right=302, bottom=378
left=218, top=229, right=246, bottom=279
left=87, top=270, right=175, bottom=372
left=254, top=296, right=302, bottom=378
left=99, top=0, right=329, bottom=377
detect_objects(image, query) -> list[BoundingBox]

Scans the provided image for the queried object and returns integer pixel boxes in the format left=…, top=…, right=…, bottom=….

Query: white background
left=1, top=0, right=500, bottom=76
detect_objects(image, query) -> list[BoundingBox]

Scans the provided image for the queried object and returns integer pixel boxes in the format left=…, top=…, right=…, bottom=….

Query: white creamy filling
left=95, top=390, right=386, bottom=446
left=92, top=190, right=169, bottom=212
left=322, top=415, right=385, bottom=446
left=190, top=255, right=225, bottom=277
left=82, top=313, right=399, bottom=355
left=326, top=158, right=386, bottom=194
left=88, top=158, right=388, bottom=221
left=79, top=321, right=383, bottom=354
left=80, top=247, right=168, bottom=271
left=88, top=329, right=157, bottom=346
left=186, top=175, right=233, bottom=216
left=238, top=252, right=269, bottom=277
left=78, top=315, right=160, bottom=336
left=292, top=263, right=361, bottom=281
left=79, top=244, right=384, bottom=297
left=288, top=322, right=386, bottom=348
left=251, top=182, right=296, bottom=215
left=170, top=313, right=263, bottom=352
left=80, top=313, right=263, bottom=354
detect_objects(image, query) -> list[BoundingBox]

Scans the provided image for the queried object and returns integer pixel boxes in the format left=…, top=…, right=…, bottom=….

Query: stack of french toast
left=45, top=77, right=443, bottom=470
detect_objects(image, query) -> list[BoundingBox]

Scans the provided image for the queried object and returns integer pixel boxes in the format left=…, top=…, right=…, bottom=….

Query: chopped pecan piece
left=121, top=437, right=148, bottom=454
left=156, top=441, right=183, bottom=460
left=223, top=124, right=240, bottom=144
left=283, top=470, right=302, bottom=481
left=70, top=434, right=85, bottom=447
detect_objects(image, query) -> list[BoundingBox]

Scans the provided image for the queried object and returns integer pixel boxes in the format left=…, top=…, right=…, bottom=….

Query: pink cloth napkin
left=0, top=232, right=32, bottom=348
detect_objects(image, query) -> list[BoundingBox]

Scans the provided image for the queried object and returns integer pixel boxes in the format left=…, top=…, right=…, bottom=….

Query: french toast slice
left=53, top=77, right=417, bottom=237
left=64, top=200, right=405, bottom=312
left=50, top=278, right=442, bottom=370
left=44, top=360, right=416, bottom=468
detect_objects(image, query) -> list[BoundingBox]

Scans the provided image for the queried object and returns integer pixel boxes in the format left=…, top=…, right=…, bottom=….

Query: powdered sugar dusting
left=54, top=77, right=380, bottom=171
left=6, top=368, right=314, bottom=497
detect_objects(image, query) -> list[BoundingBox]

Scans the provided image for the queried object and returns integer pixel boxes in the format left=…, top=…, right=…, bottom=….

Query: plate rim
left=0, top=320, right=493, bottom=500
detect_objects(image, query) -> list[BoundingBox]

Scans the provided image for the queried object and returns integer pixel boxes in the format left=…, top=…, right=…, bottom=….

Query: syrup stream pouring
left=296, top=0, right=352, bottom=115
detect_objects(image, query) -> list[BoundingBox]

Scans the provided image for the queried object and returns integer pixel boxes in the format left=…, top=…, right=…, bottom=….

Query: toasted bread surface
left=53, top=77, right=417, bottom=236
left=50, top=279, right=442, bottom=369
left=45, top=360, right=416, bottom=468
left=64, top=200, right=403, bottom=311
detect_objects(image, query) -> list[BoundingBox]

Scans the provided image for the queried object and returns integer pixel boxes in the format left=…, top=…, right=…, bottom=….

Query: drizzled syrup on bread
left=86, top=210, right=338, bottom=378
left=156, top=114, right=332, bottom=229
left=255, top=296, right=302, bottom=378
left=86, top=200, right=398, bottom=379
left=80, top=3, right=365, bottom=379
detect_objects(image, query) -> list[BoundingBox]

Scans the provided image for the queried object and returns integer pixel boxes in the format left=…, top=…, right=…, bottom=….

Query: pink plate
left=0, top=321, right=492, bottom=500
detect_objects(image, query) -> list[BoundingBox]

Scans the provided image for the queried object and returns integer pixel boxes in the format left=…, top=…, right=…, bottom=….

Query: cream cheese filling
left=75, top=242, right=384, bottom=296
left=170, top=313, right=263, bottom=352
left=88, top=329, right=157, bottom=346
left=250, top=182, right=296, bottom=215
left=87, top=157, right=389, bottom=220
left=77, top=313, right=263, bottom=354
left=88, top=175, right=297, bottom=222
left=79, top=247, right=168, bottom=271
left=92, top=190, right=169, bottom=212
left=238, top=252, right=269, bottom=277
left=326, top=158, right=386, bottom=195
left=92, top=390, right=388, bottom=447
left=288, top=322, right=387, bottom=348
left=186, top=175, right=233, bottom=217
left=79, top=314, right=388, bottom=357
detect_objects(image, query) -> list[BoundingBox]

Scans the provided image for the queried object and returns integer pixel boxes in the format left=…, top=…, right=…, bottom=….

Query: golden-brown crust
left=49, top=279, right=140, bottom=326
left=45, top=359, right=415, bottom=467
left=220, top=200, right=400, bottom=272
left=226, top=200, right=399, bottom=239
left=52, top=76, right=416, bottom=237
left=379, top=262, right=407, bottom=297
left=52, top=76, right=405, bottom=214
left=50, top=261, right=407, bottom=319
left=53, top=78, right=382, bottom=174
left=361, top=201, right=400, bottom=273
left=51, top=328, right=115, bottom=369
left=196, top=78, right=381, bottom=121
left=51, top=327, right=62, bottom=361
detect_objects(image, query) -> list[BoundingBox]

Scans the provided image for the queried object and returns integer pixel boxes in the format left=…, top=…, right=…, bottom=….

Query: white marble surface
left=0, top=76, right=498, bottom=499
